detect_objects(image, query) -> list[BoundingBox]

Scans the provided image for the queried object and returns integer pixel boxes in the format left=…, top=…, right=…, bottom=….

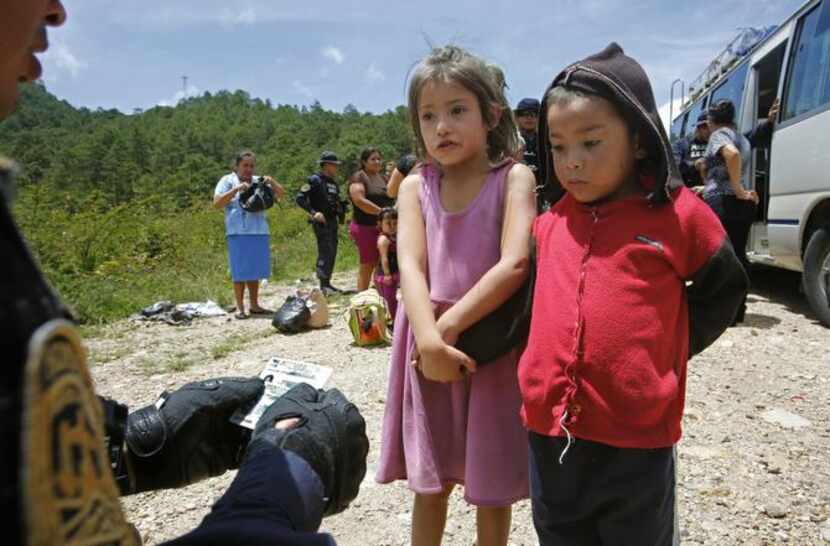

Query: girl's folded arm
left=397, top=175, right=442, bottom=351
left=439, top=163, right=536, bottom=336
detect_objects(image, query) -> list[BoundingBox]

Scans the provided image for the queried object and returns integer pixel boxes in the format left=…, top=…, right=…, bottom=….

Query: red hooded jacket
left=519, top=43, right=747, bottom=449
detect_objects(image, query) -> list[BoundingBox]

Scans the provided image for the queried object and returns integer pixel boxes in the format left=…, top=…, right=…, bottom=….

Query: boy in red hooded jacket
left=518, top=43, right=748, bottom=545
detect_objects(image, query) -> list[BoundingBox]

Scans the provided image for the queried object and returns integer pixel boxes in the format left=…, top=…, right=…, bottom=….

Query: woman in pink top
left=376, top=46, right=536, bottom=546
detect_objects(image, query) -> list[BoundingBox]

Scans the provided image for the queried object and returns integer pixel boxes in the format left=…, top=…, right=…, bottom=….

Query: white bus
left=670, top=0, right=830, bottom=326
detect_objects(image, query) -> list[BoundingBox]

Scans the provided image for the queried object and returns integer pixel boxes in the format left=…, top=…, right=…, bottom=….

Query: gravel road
left=86, top=267, right=830, bottom=545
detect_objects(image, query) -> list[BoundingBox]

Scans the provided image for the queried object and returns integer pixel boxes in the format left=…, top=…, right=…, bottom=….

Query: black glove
left=247, top=383, right=369, bottom=517
left=124, top=377, right=264, bottom=494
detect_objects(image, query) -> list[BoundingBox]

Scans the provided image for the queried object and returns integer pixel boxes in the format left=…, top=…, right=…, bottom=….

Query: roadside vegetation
left=1, top=83, right=411, bottom=322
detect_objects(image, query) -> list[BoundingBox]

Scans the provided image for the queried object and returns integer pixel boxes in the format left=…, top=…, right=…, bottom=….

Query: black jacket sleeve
left=687, top=238, right=749, bottom=357
left=162, top=447, right=335, bottom=546
left=745, top=119, right=773, bottom=150
left=295, top=176, right=319, bottom=215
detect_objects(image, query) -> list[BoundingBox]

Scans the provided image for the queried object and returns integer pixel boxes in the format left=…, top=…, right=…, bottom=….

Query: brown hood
left=537, top=42, right=683, bottom=206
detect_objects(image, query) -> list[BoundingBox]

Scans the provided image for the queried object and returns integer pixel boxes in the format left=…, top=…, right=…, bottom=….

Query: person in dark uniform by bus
left=686, top=98, right=781, bottom=189
left=515, top=97, right=541, bottom=176
left=516, top=97, right=552, bottom=211
left=1, top=4, right=368, bottom=545
left=296, top=151, right=348, bottom=296
left=673, top=113, right=711, bottom=188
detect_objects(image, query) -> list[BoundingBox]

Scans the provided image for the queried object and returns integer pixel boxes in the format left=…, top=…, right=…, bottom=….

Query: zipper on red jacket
left=558, top=206, right=599, bottom=463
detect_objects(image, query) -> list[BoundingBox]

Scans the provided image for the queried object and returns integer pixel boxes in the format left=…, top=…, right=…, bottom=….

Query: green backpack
left=346, top=288, right=391, bottom=346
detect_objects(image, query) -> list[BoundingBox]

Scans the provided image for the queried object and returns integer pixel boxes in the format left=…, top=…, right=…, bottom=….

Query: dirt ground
left=86, top=266, right=830, bottom=545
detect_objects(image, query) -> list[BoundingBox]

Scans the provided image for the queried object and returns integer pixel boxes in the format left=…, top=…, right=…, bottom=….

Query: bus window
left=670, top=113, right=686, bottom=142
left=709, top=61, right=750, bottom=122
left=685, top=97, right=709, bottom=132
left=783, top=2, right=830, bottom=120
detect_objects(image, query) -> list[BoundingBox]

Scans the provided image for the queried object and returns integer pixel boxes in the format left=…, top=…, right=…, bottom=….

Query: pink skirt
left=376, top=301, right=529, bottom=506
left=349, top=222, right=380, bottom=264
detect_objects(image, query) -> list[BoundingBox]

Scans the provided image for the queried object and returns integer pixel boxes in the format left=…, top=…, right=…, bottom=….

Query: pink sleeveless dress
left=375, top=161, right=529, bottom=506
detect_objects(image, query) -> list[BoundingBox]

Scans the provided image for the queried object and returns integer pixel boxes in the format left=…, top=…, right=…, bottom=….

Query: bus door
left=749, top=43, right=787, bottom=224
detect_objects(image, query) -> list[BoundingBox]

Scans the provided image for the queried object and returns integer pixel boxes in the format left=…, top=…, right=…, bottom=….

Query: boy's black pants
left=529, top=432, right=675, bottom=546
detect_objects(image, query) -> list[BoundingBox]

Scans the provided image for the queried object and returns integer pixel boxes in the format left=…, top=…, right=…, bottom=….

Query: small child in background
left=519, top=43, right=748, bottom=545
left=374, top=207, right=399, bottom=321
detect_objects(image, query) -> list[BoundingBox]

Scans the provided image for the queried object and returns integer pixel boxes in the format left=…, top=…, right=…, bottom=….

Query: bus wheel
left=803, top=227, right=830, bottom=327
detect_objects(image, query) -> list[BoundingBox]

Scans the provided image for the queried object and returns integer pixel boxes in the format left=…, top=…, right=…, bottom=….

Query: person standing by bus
left=673, top=113, right=710, bottom=188
left=701, top=99, right=758, bottom=324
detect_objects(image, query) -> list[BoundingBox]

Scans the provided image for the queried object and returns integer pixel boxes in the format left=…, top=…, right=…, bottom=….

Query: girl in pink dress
left=376, top=45, right=536, bottom=546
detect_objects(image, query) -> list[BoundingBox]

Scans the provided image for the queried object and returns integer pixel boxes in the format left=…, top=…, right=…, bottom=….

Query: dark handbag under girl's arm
left=455, top=238, right=536, bottom=366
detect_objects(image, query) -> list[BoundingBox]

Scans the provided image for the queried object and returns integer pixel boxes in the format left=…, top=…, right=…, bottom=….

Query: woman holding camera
left=213, top=150, right=285, bottom=319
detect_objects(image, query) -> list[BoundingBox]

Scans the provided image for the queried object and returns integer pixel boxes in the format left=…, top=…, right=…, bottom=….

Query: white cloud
left=292, top=80, right=314, bottom=99
left=41, top=42, right=86, bottom=80
left=366, top=62, right=385, bottom=83
left=158, top=84, right=201, bottom=107
left=322, top=46, right=345, bottom=64
left=218, top=7, right=256, bottom=25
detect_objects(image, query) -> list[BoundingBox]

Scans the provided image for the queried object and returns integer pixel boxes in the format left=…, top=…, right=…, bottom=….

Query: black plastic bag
left=272, top=296, right=311, bottom=333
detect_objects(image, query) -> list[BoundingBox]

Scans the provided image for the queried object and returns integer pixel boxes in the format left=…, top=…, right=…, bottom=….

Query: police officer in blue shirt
left=296, top=152, right=348, bottom=296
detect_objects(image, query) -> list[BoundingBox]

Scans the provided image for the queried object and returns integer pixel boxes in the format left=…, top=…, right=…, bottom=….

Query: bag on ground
left=272, top=295, right=311, bottom=333
left=346, top=289, right=390, bottom=346
left=305, top=288, right=329, bottom=329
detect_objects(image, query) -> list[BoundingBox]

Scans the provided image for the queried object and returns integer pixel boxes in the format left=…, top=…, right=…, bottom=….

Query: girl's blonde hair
left=407, top=45, right=519, bottom=163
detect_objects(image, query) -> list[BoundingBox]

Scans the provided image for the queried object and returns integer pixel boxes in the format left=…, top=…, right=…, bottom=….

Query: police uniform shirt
left=689, top=139, right=707, bottom=163
left=522, top=130, right=540, bottom=179
left=297, top=174, right=341, bottom=218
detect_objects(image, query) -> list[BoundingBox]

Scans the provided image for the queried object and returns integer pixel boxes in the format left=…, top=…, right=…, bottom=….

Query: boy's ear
left=633, top=132, right=648, bottom=160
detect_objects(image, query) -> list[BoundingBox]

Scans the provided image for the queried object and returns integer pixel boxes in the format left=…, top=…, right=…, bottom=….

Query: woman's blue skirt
left=227, top=234, right=270, bottom=282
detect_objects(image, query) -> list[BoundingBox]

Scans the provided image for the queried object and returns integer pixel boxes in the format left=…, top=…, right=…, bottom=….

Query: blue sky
left=41, top=0, right=805, bottom=127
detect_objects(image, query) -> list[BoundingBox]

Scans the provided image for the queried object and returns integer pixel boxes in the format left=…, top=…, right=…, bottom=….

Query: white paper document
left=231, top=357, right=333, bottom=429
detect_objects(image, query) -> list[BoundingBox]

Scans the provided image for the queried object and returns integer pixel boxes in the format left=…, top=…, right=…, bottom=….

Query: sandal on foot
left=249, top=307, right=274, bottom=315
left=235, top=312, right=248, bottom=320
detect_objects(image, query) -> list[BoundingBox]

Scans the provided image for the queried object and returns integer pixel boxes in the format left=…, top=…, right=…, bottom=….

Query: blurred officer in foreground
left=0, top=2, right=368, bottom=544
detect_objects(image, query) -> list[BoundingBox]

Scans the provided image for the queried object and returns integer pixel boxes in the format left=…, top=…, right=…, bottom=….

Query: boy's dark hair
left=707, top=99, right=736, bottom=126
left=377, top=207, right=398, bottom=223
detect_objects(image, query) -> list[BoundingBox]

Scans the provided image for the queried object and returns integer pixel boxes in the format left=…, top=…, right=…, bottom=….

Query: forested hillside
left=0, top=83, right=413, bottom=322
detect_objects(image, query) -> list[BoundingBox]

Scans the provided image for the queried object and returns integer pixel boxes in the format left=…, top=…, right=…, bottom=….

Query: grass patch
left=16, top=198, right=358, bottom=325
left=167, top=355, right=200, bottom=373
left=136, top=352, right=201, bottom=375
left=89, top=344, right=134, bottom=366
left=211, top=333, right=248, bottom=360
